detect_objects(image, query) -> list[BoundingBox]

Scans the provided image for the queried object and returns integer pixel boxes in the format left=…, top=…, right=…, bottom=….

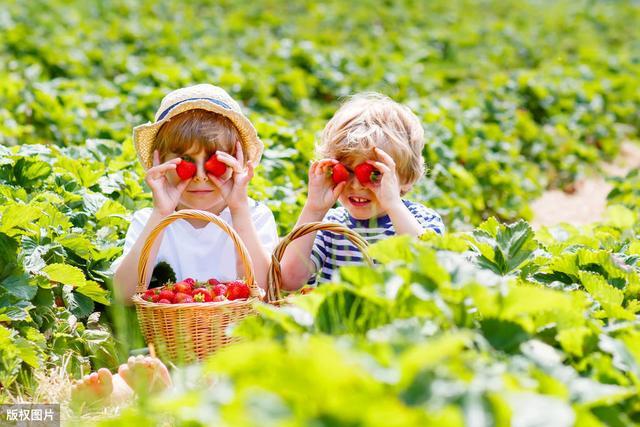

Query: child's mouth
left=348, top=196, right=371, bottom=207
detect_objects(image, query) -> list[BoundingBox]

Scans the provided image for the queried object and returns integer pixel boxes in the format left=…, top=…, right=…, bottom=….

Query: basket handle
left=266, top=222, right=373, bottom=303
left=136, top=209, right=255, bottom=293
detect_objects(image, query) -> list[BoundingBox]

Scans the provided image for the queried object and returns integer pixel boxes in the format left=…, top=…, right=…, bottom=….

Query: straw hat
left=133, top=84, right=263, bottom=169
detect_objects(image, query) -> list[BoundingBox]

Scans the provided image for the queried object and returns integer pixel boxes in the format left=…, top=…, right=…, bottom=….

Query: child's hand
left=364, top=147, right=403, bottom=211
left=209, top=141, right=252, bottom=210
left=305, top=159, right=346, bottom=214
left=146, top=151, right=191, bottom=216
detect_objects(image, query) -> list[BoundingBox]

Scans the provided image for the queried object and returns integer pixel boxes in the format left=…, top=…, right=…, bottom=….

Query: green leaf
left=42, top=263, right=86, bottom=287
left=480, top=318, right=530, bottom=353
left=76, top=280, right=110, bottom=305
left=0, top=232, right=19, bottom=281
left=1, top=274, right=38, bottom=300
left=605, top=205, right=636, bottom=229
left=580, top=272, right=634, bottom=320
left=13, top=157, right=52, bottom=189
left=0, top=204, right=42, bottom=234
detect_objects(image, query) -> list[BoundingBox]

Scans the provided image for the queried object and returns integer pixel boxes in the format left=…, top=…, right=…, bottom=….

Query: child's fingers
left=235, top=141, right=244, bottom=164
left=147, top=162, right=178, bottom=179
left=209, top=174, right=224, bottom=189
left=367, top=160, right=391, bottom=174
left=175, top=178, right=191, bottom=194
left=374, top=147, right=394, bottom=165
left=246, top=160, right=254, bottom=180
left=153, top=150, right=160, bottom=167
left=332, top=181, right=347, bottom=198
left=216, top=151, right=242, bottom=172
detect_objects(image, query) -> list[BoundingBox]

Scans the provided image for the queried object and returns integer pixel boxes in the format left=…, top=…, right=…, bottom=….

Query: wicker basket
left=132, top=209, right=260, bottom=364
left=265, top=222, right=373, bottom=303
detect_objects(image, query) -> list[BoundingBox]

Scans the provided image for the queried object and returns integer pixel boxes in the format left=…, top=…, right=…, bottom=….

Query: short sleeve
left=109, top=208, right=152, bottom=273
left=407, top=202, right=445, bottom=235
left=251, top=202, right=279, bottom=253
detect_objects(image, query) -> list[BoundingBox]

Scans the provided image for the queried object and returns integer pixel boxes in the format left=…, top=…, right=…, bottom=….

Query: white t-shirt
left=110, top=200, right=279, bottom=283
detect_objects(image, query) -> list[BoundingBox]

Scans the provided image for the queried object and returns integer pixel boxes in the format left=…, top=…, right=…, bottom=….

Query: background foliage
left=0, top=0, right=639, bottom=425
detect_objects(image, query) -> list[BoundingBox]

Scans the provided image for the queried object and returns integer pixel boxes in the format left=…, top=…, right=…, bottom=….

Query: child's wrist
left=301, top=203, right=328, bottom=220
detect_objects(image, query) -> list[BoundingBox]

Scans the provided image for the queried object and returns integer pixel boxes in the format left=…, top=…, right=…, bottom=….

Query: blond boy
left=280, top=93, right=444, bottom=289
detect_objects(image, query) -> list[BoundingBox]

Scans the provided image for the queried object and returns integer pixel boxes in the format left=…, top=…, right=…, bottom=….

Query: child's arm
left=366, top=147, right=425, bottom=237
left=113, top=151, right=191, bottom=303
left=279, top=159, right=347, bottom=291
left=210, top=142, right=272, bottom=288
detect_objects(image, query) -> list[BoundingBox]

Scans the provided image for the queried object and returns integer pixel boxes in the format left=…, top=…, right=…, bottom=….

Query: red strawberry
left=174, top=281, right=192, bottom=294
left=176, top=159, right=197, bottom=180
left=158, top=289, right=175, bottom=302
left=174, top=292, right=194, bottom=304
left=226, top=281, right=251, bottom=300
left=204, top=154, right=227, bottom=177
left=158, top=298, right=172, bottom=304
left=183, top=278, right=196, bottom=286
left=212, top=284, right=227, bottom=297
left=354, top=163, right=380, bottom=185
left=143, top=289, right=161, bottom=302
left=331, top=163, right=350, bottom=184
left=208, top=278, right=221, bottom=286
left=192, top=288, right=213, bottom=302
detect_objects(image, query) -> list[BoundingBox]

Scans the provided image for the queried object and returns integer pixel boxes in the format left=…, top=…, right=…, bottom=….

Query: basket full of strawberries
left=132, top=210, right=261, bottom=364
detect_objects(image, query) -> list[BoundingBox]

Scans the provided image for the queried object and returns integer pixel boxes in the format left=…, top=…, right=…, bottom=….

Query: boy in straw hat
left=71, top=84, right=278, bottom=411
left=111, top=83, right=278, bottom=301
left=279, top=92, right=445, bottom=289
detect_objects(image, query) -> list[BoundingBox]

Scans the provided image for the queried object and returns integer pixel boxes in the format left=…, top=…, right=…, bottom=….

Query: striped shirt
left=309, top=200, right=445, bottom=285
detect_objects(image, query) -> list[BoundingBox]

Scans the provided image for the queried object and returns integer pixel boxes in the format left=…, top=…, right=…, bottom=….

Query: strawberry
left=212, top=284, right=227, bottom=296
left=157, top=298, right=172, bottom=304
left=331, top=163, right=350, bottom=184
left=208, top=278, right=221, bottom=286
left=173, top=292, right=194, bottom=304
left=226, top=281, right=251, bottom=300
left=173, top=281, right=192, bottom=294
left=158, top=289, right=175, bottom=302
left=183, top=278, right=196, bottom=286
left=212, top=295, right=227, bottom=302
left=176, top=159, right=197, bottom=180
left=354, top=163, right=380, bottom=185
left=143, top=289, right=161, bottom=302
left=204, top=153, right=227, bottom=177
left=192, top=288, right=213, bottom=302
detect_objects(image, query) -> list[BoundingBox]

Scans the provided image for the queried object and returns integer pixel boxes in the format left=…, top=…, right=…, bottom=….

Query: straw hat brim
left=133, top=99, right=263, bottom=170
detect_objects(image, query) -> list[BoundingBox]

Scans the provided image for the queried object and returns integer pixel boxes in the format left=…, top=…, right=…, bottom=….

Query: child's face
left=164, top=148, right=227, bottom=213
left=336, top=158, right=386, bottom=220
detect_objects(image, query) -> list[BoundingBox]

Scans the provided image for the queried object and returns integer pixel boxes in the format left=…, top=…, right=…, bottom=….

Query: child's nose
left=193, top=161, right=208, bottom=181
left=350, top=176, right=365, bottom=190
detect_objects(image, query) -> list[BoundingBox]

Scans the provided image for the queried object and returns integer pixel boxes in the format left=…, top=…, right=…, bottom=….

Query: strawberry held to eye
left=354, top=163, right=380, bottom=185
left=330, top=163, right=349, bottom=184
left=226, top=281, right=251, bottom=300
left=204, top=153, right=227, bottom=177
left=176, top=158, right=197, bottom=180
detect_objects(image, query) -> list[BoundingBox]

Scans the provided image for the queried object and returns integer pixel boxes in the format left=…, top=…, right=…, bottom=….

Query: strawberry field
left=1, top=0, right=640, bottom=425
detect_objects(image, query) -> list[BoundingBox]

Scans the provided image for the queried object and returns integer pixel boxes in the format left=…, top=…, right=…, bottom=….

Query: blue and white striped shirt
left=309, top=200, right=445, bottom=285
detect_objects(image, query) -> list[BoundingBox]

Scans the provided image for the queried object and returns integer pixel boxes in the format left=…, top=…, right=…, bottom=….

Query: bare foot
left=70, top=367, right=113, bottom=411
left=118, top=355, right=172, bottom=395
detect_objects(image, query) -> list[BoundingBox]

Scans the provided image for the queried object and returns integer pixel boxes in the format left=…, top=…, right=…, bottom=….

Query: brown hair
left=317, top=93, right=426, bottom=187
left=154, top=109, right=240, bottom=161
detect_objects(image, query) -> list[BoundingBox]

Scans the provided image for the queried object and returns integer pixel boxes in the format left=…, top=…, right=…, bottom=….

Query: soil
left=531, top=141, right=640, bottom=229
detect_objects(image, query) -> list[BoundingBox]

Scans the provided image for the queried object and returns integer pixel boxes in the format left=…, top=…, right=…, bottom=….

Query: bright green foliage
left=1, top=0, right=640, bottom=424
